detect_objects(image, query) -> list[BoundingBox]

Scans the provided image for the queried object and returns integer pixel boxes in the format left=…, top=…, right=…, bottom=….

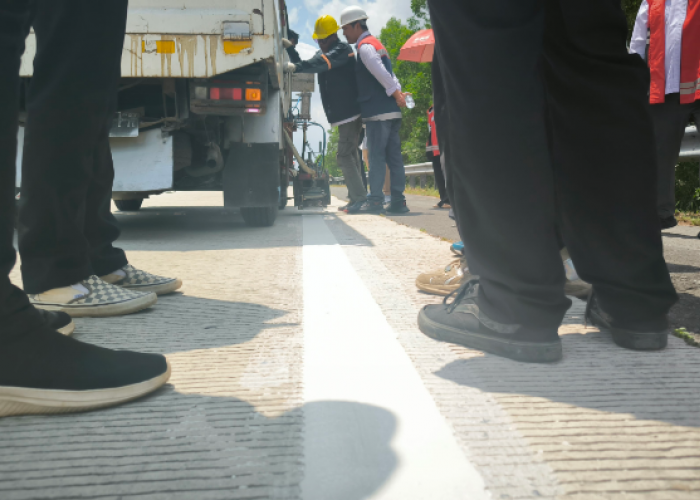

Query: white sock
left=110, top=268, right=127, bottom=278
left=70, top=283, right=89, bottom=298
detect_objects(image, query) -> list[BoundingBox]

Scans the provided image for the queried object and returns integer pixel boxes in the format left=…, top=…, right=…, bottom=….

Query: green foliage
left=675, top=161, right=700, bottom=212
left=324, top=126, right=341, bottom=177
left=621, top=0, right=644, bottom=40
left=379, top=15, right=432, bottom=165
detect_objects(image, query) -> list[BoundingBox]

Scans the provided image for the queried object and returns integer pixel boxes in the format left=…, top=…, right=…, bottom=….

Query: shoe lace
left=443, top=277, right=480, bottom=313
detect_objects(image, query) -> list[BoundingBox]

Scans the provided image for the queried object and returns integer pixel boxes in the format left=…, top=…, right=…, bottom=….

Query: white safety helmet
left=340, top=6, right=369, bottom=28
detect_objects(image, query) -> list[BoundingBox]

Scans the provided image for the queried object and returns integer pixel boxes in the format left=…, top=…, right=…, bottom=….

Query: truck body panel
left=16, top=0, right=299, bottom=226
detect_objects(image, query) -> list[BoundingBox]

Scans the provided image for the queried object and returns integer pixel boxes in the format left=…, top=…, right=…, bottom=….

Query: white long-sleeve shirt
left=630, top=0, right=689, bottom=95
left=357, top=31, right=402, bottom=96
left=356, top=31, right=402, bottom=121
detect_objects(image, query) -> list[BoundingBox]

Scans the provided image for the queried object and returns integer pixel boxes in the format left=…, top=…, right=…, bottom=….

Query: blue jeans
left=365, top=119, right=405, bottom=204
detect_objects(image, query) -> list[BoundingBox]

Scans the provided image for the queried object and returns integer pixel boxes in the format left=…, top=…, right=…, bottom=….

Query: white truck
left=17, top=0, right=306, bottom=227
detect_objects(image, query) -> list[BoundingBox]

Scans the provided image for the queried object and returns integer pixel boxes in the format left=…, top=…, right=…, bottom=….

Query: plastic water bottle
left=405, top=94, right=415, bottom=109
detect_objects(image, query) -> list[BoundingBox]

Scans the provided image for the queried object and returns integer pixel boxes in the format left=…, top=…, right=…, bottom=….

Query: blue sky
left=286, top=0, right=413, bottom=154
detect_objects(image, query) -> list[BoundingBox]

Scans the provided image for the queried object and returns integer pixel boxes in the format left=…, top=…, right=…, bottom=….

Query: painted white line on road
left=301, top=215, right=488, bottom=500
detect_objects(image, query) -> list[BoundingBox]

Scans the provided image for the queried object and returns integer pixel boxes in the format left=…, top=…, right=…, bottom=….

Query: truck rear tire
left=115, top=199, right=143, bottom=211
left=241, top=206, right=278, bottom=227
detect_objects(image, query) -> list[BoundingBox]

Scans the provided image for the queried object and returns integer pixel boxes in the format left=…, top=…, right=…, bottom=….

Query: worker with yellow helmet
left=285, top=15, right=367, bottom=210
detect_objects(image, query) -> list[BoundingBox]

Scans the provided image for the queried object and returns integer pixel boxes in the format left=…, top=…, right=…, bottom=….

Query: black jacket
left=295, top=39, right=361, bottom=125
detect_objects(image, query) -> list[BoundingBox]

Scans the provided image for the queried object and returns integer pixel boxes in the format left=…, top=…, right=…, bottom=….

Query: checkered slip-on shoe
left=29, top=276, right=157, bottom=318
left=101, top=265, right=182, bottom=296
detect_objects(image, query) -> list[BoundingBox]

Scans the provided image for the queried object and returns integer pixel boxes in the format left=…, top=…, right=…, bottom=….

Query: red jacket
left=648, top=0, right=700, bottom=104
left=426, top=106, right=440, bottom=156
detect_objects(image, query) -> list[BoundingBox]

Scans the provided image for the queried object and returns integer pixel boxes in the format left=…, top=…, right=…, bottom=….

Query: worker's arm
left=629, top=0, right=649, bottom=60
left=294, top=43, right=354, bottom=74
left=358, top=43, right=402, bottom=97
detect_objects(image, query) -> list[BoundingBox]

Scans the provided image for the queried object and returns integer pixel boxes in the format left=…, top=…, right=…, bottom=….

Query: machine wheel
left=115, top=199, right=143, bottom=211
left=241, top=206, right=278, bottom=227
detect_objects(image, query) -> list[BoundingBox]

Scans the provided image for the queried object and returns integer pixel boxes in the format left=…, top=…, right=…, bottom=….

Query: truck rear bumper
left=111, top=129, right=173, bottom=193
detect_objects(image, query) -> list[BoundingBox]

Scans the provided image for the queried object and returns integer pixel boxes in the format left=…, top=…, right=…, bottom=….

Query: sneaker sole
left=123, top=279, right=183, bottom=296
left=33, top=293, right=157, bottom=318
left=57, top=321, right=75, bottom=336
left=0, top=362, right=171, bottom=418
left=450, top=247, right=463, bottom=256
left=588, top=308, right=667, bottom=350
left=418, top=309, right=562, bottom=363
left=415, top=280, right=460, bottom=296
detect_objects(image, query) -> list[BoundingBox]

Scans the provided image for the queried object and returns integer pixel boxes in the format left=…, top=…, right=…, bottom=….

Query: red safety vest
left=426, top=106, right=440, bottom=155
left=648, top=0, right=700, bottom=104
left=357, top=34, right=390, bottom=58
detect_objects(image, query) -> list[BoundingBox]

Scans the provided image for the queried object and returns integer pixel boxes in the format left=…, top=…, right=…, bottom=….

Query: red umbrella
left=398, top=29, right=435, bottom=63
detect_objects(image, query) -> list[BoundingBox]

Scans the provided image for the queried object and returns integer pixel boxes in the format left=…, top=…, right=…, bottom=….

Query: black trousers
left=16, top=1, right=128, bottom=294
left=428, top=152, right=448, bottom=204
left=429, top=0, right=677, bottom=328
left=649, top=93, right=700, bottom=219
left=0, top=0, right=127, bottom=338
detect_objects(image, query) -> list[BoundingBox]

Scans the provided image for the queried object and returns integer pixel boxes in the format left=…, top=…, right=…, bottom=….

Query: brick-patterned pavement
left=2, top=191, right=698, bottom=500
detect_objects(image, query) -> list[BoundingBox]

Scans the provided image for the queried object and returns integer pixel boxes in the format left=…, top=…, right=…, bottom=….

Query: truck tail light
left=209, top=88, right=243, bottom=100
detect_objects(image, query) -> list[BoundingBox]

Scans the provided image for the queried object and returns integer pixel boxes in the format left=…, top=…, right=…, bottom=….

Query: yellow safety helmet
left=313, top=15, right=340, bottom=40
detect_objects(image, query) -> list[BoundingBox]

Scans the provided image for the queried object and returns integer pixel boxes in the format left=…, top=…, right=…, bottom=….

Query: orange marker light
left=246, top=88, right=262, bottom=101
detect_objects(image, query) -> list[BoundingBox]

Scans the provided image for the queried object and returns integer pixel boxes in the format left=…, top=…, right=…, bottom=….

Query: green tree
left=324, top=127, right=341, bottom=177
left=622, top=0, right=643, bottom=40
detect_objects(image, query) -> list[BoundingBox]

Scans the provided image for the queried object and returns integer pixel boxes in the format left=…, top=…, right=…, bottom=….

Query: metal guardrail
left=331, top=127, right=700, bottom=186
left=680, top=125, right=700, bottom=159
left=404, top=162, right=433, bottom=176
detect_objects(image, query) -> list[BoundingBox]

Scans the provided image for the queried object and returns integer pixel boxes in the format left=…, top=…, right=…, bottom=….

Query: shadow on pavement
left=0, top=293, right=398, bottom=499
left=0, top=393, right=396, bottom=500
left=433, top=331, right=700, bottom=429
left=114, top=207, right=374, bottom=251
left=663, top=232, right=700, bottom=241
left=667, top=262, right=700, bottom=273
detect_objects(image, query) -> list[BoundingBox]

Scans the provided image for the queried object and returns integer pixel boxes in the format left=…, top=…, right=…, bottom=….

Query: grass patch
left=675, top=211, right=700, bottom=226
left=673, top=328, right=700, bottom=347
left=405, top=186, right=441, bottom=198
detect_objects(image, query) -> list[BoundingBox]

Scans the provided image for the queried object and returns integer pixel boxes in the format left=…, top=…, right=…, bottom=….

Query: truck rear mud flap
left=223, top=142, right=280, bottom=209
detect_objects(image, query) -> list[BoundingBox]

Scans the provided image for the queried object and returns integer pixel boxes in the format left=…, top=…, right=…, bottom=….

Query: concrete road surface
left=3, top=191, right=699, bottom=500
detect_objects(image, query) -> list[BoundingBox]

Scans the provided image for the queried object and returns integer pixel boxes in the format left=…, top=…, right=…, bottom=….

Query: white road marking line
left=301, top=215, right=488, bottom=500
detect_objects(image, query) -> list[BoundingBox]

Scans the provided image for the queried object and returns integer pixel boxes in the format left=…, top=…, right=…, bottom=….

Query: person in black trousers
left=17, top=3, right=181, bottom=318
left=418, top=0, right=678, bottom=363
left=426, top=105, right=449, bottom=208
left=0, top=0, right=170, bottom=418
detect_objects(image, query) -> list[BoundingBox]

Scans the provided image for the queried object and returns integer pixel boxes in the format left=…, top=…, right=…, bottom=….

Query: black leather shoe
left=660, top=216, right=678, bottom=230
left=418, top=280, right=562, bottom=363
left=386, top=200, right=410, bottom=214
left=347, top=200, right=385, bottom=214
left=585, top=292, right=667, bottom=350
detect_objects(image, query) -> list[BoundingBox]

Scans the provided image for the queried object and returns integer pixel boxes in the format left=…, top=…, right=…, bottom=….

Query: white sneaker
left=29, top=276, right=157, bottom=318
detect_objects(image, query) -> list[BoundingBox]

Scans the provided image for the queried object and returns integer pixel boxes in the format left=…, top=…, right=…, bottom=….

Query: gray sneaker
left=100, top=265, right=182, bottom=296
left=29, top=276, right=157, bottom=318
left=418, top=279, right=562, bottom=363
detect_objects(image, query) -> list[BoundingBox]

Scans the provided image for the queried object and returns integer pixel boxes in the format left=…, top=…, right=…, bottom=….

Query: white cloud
left=312, top=0, right=413, bottom=38
left=295, top=41, right=318, bottom=60
left=289, top=7, right=300, bottom=25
